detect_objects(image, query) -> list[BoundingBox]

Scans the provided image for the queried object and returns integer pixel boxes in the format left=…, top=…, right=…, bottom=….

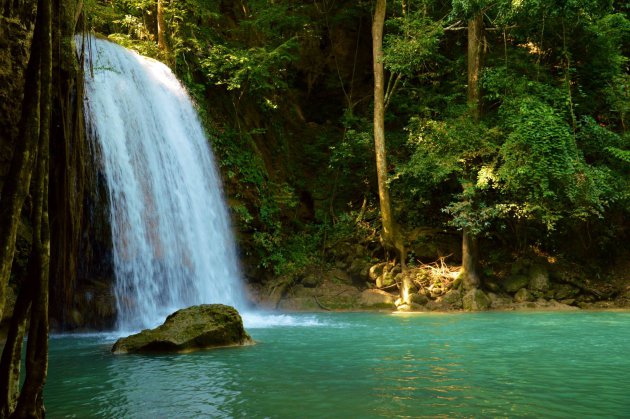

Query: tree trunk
left=12, top=0, right=51, bottom=417
left=0, top=0, right=44, bottom=322
left=460, top=11, right=484, bottom=290
left=461, top=227, right=480, bottom=290
left=373, top=0, right=392, bottom=249
left=0, top=286, right=31, bottom=417
left=49, top=0, right=90, bottom=327
left=373, top=0, right=408, bottom=301
left=13, top=150, right=50, bottom=418
left=467, top=12, right=483, bottom=120
left=2, top=0, right=52, bottom=416
left=157, top=0, right=167, bottom=51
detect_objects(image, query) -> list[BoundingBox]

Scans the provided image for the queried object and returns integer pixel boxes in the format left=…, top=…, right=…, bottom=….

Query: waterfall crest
left=80, top=37, right=246, bottom=331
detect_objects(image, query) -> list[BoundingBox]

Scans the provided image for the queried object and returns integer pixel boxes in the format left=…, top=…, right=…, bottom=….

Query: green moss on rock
left=112, top=304, right=253, bottom=354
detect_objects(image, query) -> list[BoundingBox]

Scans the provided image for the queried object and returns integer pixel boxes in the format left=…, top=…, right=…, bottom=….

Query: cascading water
left=79, top=36, right=246, bottom=331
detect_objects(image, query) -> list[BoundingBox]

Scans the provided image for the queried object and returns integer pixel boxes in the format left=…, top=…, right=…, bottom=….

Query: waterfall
left=79, top=37, right=246, bottom=331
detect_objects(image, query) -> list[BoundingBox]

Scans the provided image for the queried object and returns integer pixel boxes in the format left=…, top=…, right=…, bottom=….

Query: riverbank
left=249, top=257, right=630, bottom=313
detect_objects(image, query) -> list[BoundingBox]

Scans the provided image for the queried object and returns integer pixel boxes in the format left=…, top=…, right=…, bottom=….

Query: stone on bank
left=112, top=304, right=253, bottom=354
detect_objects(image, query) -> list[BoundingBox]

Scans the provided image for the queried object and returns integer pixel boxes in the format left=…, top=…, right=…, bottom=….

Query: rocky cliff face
left=0, top=1, right=118, bottom=331
left=0, top=6, right=37, bottom=329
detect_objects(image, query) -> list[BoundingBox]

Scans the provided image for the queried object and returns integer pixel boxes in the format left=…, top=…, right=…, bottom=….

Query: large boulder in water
left=112, top=304, right=253, bottom=354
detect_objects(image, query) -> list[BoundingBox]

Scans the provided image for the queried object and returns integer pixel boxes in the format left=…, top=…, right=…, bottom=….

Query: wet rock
left=425, top=300, right=448, bottom=311
left=462, top=288, right=491, bottom=311
left=502, top=275, right=530, bottom=293
left=552, top=283, right=580, bottom=300
left=369, top=262, right=388, bottom=281
left=409, top=293, right=429, bottom=305
left=484, top=279, right=501, bottom=293
left=359, top=264, right=371, bottom=279
left=359, top=289, right=396, bottom=307
left=487, top=292, right=513, bottom=309
left=330, top=269, right=353, bottom=285
left=348, top=259, right=370, bottom=277
left=378, top=270, right=397, bottom=288
left=112, top=304, right=253, bottom=354
left=514, top=288, right=533, bottom=303
left=528, top=265, right=550, bottom=295
left=429, top=285, right=446, bottom=299
left=441, top=289, right=463, bottom=309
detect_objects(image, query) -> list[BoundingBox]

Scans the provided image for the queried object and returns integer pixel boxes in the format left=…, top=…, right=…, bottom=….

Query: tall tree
left=459, top=9, right=484, bottom=290
left=156, top=0, right=167, bottom=51
left=0, top=4, right=43, bottom=322
left=0, top=0, right=52, bottom=415
left=372, top=0, right=409, bottom=302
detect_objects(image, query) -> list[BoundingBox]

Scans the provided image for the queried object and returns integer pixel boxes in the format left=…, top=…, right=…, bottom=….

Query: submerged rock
left=112, top=304, right=253, bottom=354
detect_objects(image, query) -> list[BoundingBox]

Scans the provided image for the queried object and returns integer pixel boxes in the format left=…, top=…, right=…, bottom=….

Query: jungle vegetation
left=0, top=0, right=628, bottom=416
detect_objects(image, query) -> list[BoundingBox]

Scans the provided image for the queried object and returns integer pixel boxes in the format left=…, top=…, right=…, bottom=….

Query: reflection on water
left=102, top=356, right=241, bottom=417
left=45, top=312, right=630, bottom=418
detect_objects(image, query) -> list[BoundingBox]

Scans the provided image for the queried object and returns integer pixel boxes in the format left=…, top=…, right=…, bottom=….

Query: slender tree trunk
left=12, top=0, right=52, bottom=416
left=0, top=287, right=31, bottom=417
left=460, top=11, right=484, bottom=290
left=0, top=0, right=52, bottom=416
left=373, top=0, right=409, bottom=301
left=157, top=0, right=167, bottom=51
left=0, top=0, right=44, bottom=322
left=461, top=227, right=480, bottom=289
left=467, top=12, right=483, bottom=119
left=372, top=0, right=397, bottom=253
left=372, top=0, right=395, bottom=252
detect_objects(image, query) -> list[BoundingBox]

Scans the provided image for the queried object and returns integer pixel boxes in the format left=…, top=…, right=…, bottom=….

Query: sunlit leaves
left=200, top=38, right=297, bottom=106
left=384, top=15, right=443, bottom=76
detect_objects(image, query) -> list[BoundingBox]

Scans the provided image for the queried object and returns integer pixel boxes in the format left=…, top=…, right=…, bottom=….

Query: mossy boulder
left=528, top=265, right=550, bottom=295
left=409, top=293, right=429, bottom=306
left=502, top=275, right=530, bottom=293
left=441, top=289, right=463, bottom=309
left=112, top=304, right=253, bottom=354
left=514, top=288, right=533, bottom=303
left=359, top=289, right=396, bottom=307
left=551, top=283, right=580, bottom=300
left=462, top=288, right=491, bottom=311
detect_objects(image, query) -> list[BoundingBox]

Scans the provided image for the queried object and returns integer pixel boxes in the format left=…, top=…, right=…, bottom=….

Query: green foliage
left=498, top=97, right=578, bottom=205
left=606, top=146, right=630, bottom=163
left=82, top=0, right=630, bottom=270
left=200, top=39, right=297, bottom=108
left=576, top=116, right=624, bottom=162
left=241, top=0, right=310, bottom=43
left=397, top=115, right=498, bottom=185
left=384, top=15, right=443, bottom=77
left=329, top=111, right=374, bottom=177
left=107, top=33, right=161, bottom=57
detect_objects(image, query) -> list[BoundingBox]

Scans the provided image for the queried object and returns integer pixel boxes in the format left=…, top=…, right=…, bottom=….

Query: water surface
left=46, top=311, right=630, bottom=417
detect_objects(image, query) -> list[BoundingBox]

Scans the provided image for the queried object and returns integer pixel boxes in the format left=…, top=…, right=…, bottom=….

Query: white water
left=80, top=37, right=247, bottom=331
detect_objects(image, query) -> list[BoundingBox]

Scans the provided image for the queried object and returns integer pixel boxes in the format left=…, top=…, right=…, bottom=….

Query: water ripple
left=45, top=311, right=630, bottom=418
